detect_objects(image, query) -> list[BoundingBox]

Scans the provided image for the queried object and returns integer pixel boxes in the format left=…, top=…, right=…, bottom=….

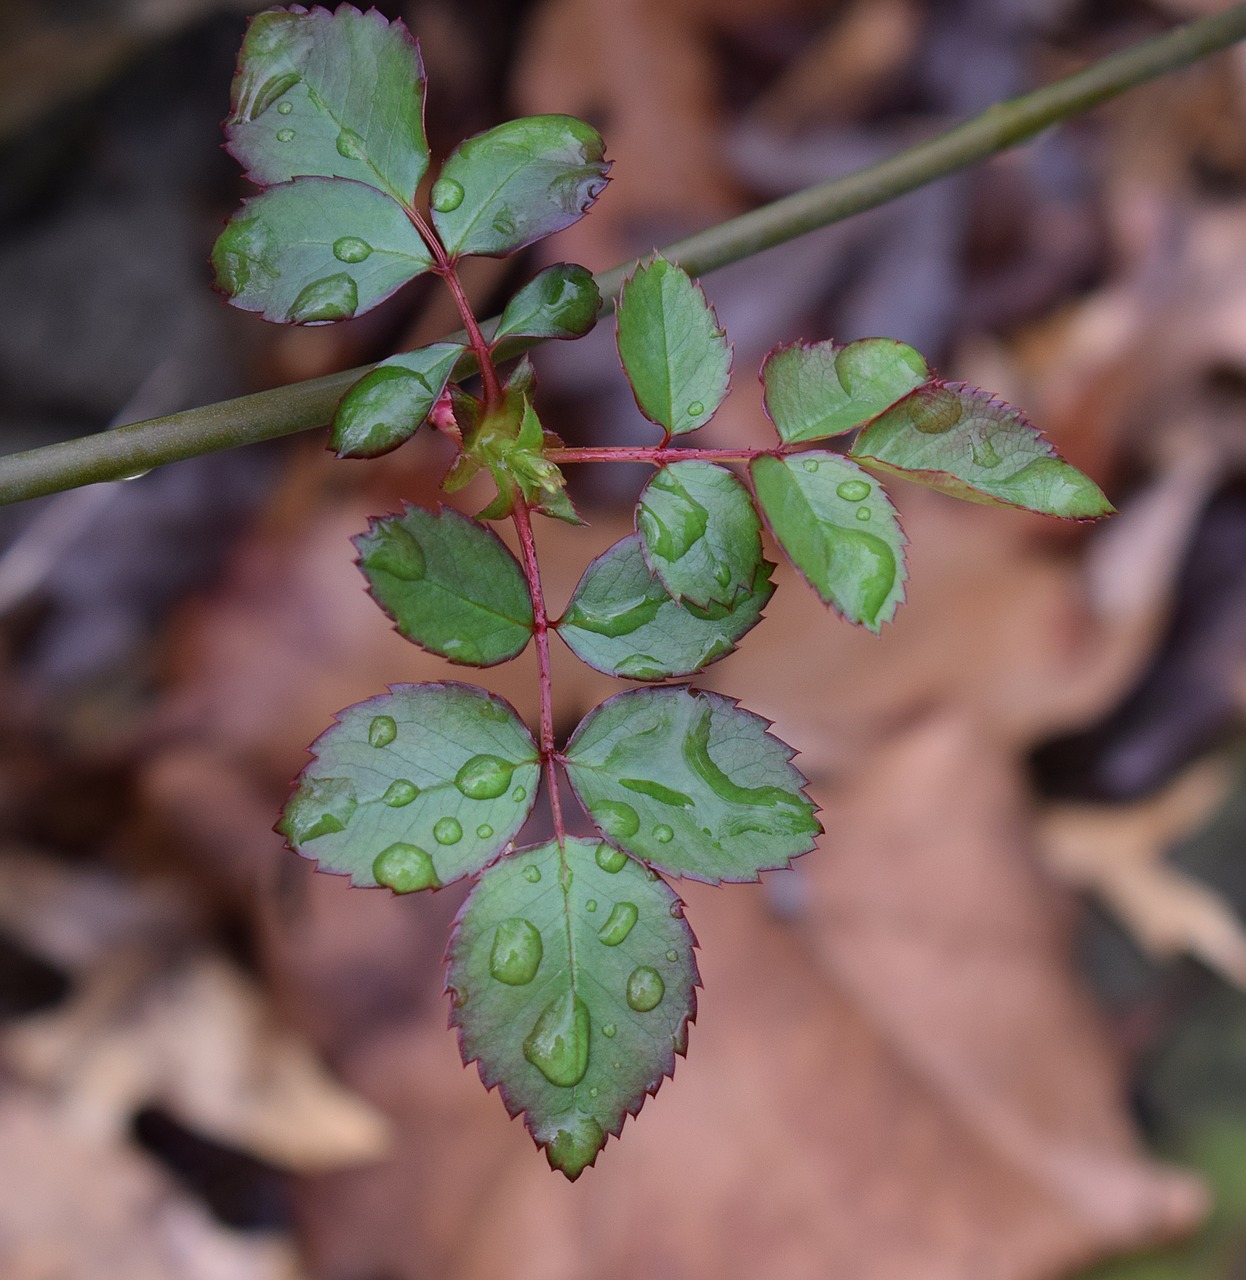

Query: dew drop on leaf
left=276, top=100, right=293, bottom=115
left=665, top=949, right=679, bottom=962
left=381, top=779, right=418, bottom=807
left=835, top=478, right=871, bottom=502
left=512, top=786, right=527, bottom=803
left=586, top=898, right=597, bottom=912
left=546, top=1113, right=603, bottom=1178
left=276, top=127, right=295, bottom=142
left=597, top=901, right=639, bottom=946
left=489, top=918, right=543, bottom=986
left=430, top=177, right=465, bottom=212
left=523, top=991, right=591, bottom=1086
left=653, top=824, right=674, bottom=843
left=363, top=523, right=426, bottom=581
left=492, top=208, right=516, bottom=236
left=856, top=506, right=872, bottom=521
left=335, top=127, right=366, bottom=159
left=368, top=715, right=397, bottom=748
left=373, top=842, right=439, bottom=893
left=595, top=800, right=640, bottom=840
left=626, top=966, right=665, bottom=1012
left=287, top=273, right=358, bottom=323
left=616, top=655, right=667, bottom=680
left=971, top=434, right=1003, bottom=468
left=601, top=1023, right=616, bottom=1038
left=434, top=817, right=463, bottom=845
left=332, top=235, right=373, bottom=263
left=688, top=401, right=705, bottom=417
left=523, top=864, right=542, bottom=883
left=282, top=777, right=357, bottom=843
left=589, top=1086, right=598, bottom=1098
left=455, top=754, right=516, bottom=800
left=595, top=842, right=627, bottom=873
left=476, top=823, right=494, bottom=839
left=802, top=458, right=819, bottom=473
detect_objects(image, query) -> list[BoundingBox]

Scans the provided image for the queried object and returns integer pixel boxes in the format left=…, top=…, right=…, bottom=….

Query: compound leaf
left=616, top=256, right=731, bottom=437
left=225, top=4, right=430, bottom=206
left=750, top=453, right=907, bottom=632
left=636, top=461, right=762, bottom=607
left=447, top=837, right=697, bottom=1179
left=278, top=682, right=540, bottom=889
left=563, top=687, right=820, bottom=882
left=355, top=504, right=533, bottom=665
left=557, top=535, right=773, bottom=680
left=331, top=342, right=463, bottom=458
left=492, top=263, right=601, bottom=344
left=431, top=115, right=609, bottom=258
left=850, top=382, right=1115, bottom=519
left=761, top=338, right=929, bottom=444
left=212, top=177, right=433, bottom=323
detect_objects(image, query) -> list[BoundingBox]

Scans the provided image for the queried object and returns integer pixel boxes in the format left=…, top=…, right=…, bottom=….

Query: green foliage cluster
left=215, top=4, right=1113, bottom=1178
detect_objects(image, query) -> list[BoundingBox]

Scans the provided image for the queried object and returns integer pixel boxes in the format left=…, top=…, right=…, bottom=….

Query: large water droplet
left=430, top=177, right=465, bottom=212
left=476, top=823, right=494, bottom=839
left=616, top=655, right=667, bottom=680
left=365, top=522, right=426, bottom=580
left=455, top=754, right=515, bottom=801
left=373, top=842, right=439, bottom=892
left=523, top=864, right=542, bottom=883
left=281, top=777, right=357, bottom=844
left=971, top=434, right=1002, bottom=468
left=640, top=470, right=709, bottom=562
left=381, top=779, right=418, bottom=807
left=523, top=991, right=590, bottom=1087
left=490, top=918, right=543, bottom=985
left=212, top=215, right=273, bottom=294
left=595, top=843, right=627, bottom=874
left=653, top=824, right=674, bottom=843
left=288, top=273, right=358, bottom=324
left=369, top=715, right=397, bottom=747
left=620, top=778, right=692, bottom=808
left=626, top=966, right=665, bottom=1012
left=910, top=386, right=961, bottom=434
left=276, top=100, right=294, bottom=115
left=336, top=127, right=366, bottom=159
left=594, top=801, right=640, bottom=840
left=276, top=127, right=295, bottom=142
left=545, top=1112, right=604, bottom=1178
left=836, top=478, right=871, bottom=502
left=598, top=902, right=638, bottom=946
left=332, top=235, right=372, bottom=263
left=434, top=817, right=463, bottom=845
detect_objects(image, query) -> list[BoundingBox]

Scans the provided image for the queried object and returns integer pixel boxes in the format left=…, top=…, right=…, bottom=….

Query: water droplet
left=276, top=100, right=293, bottom=115
left=588, top=1086, right=598, bottom=1098
left=476, top=823, right=494, bottom=839
left=802, top=458, right=820, bottom=473
left=598, top=902, right=639, bottom=946
left=455, top=754, right=515, bottom=801
left=433, top=817, right=462, bottom=845
left=620, top=779, right=692, bottom=808
left=616, top=655, right=667, bottom=680
left=836, top=478, right=871, bottom=502
left=332, top=235, right=372, bottom=264
left=281, top=776, right=357, bottom=844
left=713, top=560, right=733, bottom=588
left=369, top=715, right=397, bottom=748
left=546, top=1113, right=604, bottom=1178
left=669, top=902, right=684, bottom=918
left=336, top=127, right=366, bottom=159
left=594, top=801, right=640, bottom=840
left=601, top=1023, right=616, bottom=1038
left=626, top=966, right=665, bottom=1012
left=971, top=434, right=1003, bottom=468
left=910, top=386, right=961, bottom=434
left=287, top=272, right=358, bottom=323
left=430, top=177, right=465, bottom=212
left=856, top=506, right=872, bottom=521
left=586, top=898, right=597, bottom=912
left=687, top=401, right=705, bottom=417
left=665, top=949, right=679, bottom=962
left=492, top=208, right=517, bottom=237
left=364, top=522, right=426, bottom=580
left=639, top=470, right=708, bottom=562
left=512, top=786, right=527, bottom=803
left=612, top=1060, right=622, bottom=1070
left=595, top=843, right=627, bottom=874
left=654, top=824, right=674, bottom=843
left=523, top=864, right=542, bottom=883
left=489, top=917, right=543, bottom=985
left=373, top=842, right=439, bottom=892
left=523, top=991, right=590, bottom=1087
left=381, top=779, right=418, bottom=807
left=276, top=127, right=295, bottom=142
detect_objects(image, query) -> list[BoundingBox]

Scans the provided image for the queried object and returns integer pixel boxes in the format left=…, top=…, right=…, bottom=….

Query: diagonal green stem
left=3, top=2, right=1245, bottom=505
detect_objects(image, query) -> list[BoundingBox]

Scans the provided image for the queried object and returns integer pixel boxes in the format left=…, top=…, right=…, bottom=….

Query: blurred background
left=3, top=0, right=1246, bottom=1275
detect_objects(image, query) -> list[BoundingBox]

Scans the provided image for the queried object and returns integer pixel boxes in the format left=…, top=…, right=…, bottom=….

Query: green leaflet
left=850, top=382, right=1115, bottom=519
left=211, top=178, right=433, bottom=323
left=616, top=256, right=732, bottom=437
left=761, top=338, right=929, bottom=443
left=225, top=4, right=430, bottom=205
left=355, top=504, right=534, bottom=665
left=563, top=687, right=819, bottom=882
left=750, top=452, right=907, bottom=632
left=492, top=263, right=601, bottom=345
left=278, top=683, right=540, bottom=888
left=431, top=115, right=610, bottom=258
left=636, top=461, right=762, bottom=607
left=447, top=838, right=698, bottom=1179
left=331, top=342, right=463, bottom=458
left=557, top=534, right=773, bottom=680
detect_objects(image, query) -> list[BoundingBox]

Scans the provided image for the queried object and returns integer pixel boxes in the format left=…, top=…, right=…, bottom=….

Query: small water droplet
left=713, top=560, right=733, bottom=588
left=369, top=715, right=397, bottom=748
left=276, top=100, right=294, bottom=115
left=476, top=823, right=494, bottom=839
left=653, top=824, right=674, bottom=844
left=595, top=843, right=627, bottom=874
left=455, top=754, right=515, bottom=800
left=598, top=902, right=639, bottom=946
left=287, top=272, right=358, bottom=323
left=856, top=506, right=872, bottom=521
left=490, top=918, right=542, bottom=985
left=492, top=208, right=516, bottom=236
left=332, top=235, right=372, bottom=264
left=523, top=991, right=590, bottom=1087
left=276, top=127, right=295, bottom=142
left=588, top=1086, right=598, bottom=1098
left=602, top=1023, right=617, bottom=1038
left=381, top=779, right=418, bottom=807
left=365, top=522, right=426, bottom=580
left=802, top=458, right=820, bottom=473
left=584, top=901, right=597, bottom=915
left=971, top=434, right=1003, bottom=468
left=430, top=177, right=465, bottom=212
left=612, top=1060, right=621, bottom=1070
left=687, top=401, right=705, bottom=417
left=373, top=842, right=439, bottom=892
left=523, top=864, right=542, bottom=883
left=336, top=127, right=366, bottom=159
left=669, top=902, right=684, bottom=918
left=665, top=949, right=679, bottom=962
left=616, top=655, right=668, bottom=680
left=434, top=817, right=463, bottom=845
left=595, top=800, right=640, bottom=840
left=626, top=966, right=665, bottom=1012
left=512, top=786, right=527, bottom=803
left=836, top=478, right=871, bottom=502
